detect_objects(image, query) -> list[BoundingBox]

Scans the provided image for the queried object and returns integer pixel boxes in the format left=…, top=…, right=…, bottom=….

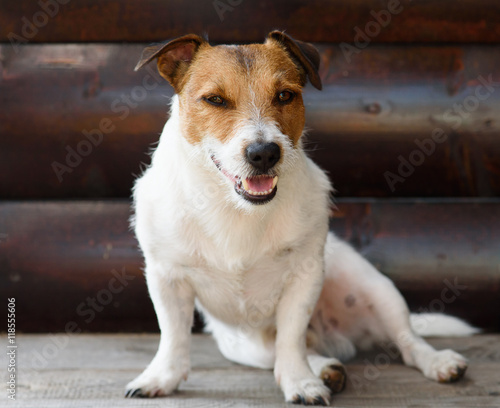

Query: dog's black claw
left=125, top=388, right=143, bottom=398
left=292, top=394, right=307, bottom=405
left=291, top=394, right=328, bottom=406
left=312, top=396, right=328, bottom=406
left=449, top=366, right=467, bottom=383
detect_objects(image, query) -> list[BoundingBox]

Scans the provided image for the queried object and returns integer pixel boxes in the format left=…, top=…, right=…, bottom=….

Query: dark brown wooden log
left=1, top=0, right=500, bottom=44
left=1, top=200, right=499, bottom=332
left=1, top=44, right=500, bottom=199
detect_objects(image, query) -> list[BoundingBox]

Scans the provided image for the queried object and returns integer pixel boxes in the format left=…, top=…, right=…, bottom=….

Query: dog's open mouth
left=211, top=156, right=278, bottom=204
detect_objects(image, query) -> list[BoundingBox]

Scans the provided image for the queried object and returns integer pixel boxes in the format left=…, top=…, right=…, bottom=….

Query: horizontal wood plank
left=1, top=200, right=499, bottom=332
left=1, top=0, right=500, bottom=44
left=7, top=333, right=500, bottom=406
left=1, top=44, right=499, bottom=198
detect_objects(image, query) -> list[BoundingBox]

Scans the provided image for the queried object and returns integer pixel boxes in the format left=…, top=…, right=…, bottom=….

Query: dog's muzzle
left=211, top=154, right=279, bottom=205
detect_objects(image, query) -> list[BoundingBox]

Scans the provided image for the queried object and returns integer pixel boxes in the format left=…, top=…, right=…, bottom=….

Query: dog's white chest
left=191, top=256, right=287, bottom=328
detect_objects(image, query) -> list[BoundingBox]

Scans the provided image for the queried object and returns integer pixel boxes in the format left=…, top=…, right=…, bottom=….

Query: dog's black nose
left=246, top=142, right=281, bottom=172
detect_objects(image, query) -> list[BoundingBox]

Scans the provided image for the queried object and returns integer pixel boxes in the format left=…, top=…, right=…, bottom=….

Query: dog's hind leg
left=360, top=276, right=469, bottom=383
left=320, top=235, right=469, bottom=383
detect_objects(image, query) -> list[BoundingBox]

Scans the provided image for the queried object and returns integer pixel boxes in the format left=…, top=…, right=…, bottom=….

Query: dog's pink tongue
left=246, top=176, right=274, bottom=193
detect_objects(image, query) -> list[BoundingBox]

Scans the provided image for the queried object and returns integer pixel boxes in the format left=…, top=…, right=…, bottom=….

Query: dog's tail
left=409, top=313, right=480, bottom=337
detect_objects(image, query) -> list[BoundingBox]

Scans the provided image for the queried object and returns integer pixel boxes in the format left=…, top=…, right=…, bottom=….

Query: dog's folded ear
left=135, top=34, right=206, bottom=92
left=267, top=31, right=322, bottom=91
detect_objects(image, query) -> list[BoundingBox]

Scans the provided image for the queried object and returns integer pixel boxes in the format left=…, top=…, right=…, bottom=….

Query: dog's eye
left=204, top=95, right=226, bottom=107
left=277, top=91, right=295, bottom=104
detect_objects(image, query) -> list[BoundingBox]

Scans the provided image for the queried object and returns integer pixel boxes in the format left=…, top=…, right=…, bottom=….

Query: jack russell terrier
left=125, top=31, right=476, bottom=405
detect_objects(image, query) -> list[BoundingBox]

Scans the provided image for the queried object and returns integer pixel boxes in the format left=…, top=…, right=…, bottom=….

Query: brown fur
left=135, top=32, right=321, bottom=148
left=178, top=42, right=306, bottom=146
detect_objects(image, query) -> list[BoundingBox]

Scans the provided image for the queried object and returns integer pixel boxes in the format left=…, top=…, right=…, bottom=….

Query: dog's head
left=136, top=31, right=322, bottom=206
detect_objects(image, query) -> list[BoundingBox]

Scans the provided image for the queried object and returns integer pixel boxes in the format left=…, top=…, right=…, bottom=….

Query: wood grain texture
left=1, top=0, right=500, bottom=44
left=2, top=333, right=499, bottom=407
left=1, top=200, right=499, bottom=332
left=1, top=44, right=499, bottom=198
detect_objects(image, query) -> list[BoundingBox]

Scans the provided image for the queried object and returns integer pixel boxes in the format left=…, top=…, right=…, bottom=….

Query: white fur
left=410, top=313, right=480, bottom=337
left=126, top=95, right=475, bottom=404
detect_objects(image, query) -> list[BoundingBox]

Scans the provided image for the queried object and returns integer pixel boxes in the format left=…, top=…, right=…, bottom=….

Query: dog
left=125, top=31, right=476, bottom=405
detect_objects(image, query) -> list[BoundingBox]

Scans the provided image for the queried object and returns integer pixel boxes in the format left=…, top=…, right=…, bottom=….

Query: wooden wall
left=1, top=0, right=499, bottom=332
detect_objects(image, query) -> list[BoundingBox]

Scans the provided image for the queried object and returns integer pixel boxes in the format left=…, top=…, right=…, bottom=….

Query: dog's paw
left=283, top=377, right=332, bottom=406
left=320, top=364, right=346, bottom=394
left=125, top=365, right=187, bottom=398
left=423, top=349, right=468, bottom=383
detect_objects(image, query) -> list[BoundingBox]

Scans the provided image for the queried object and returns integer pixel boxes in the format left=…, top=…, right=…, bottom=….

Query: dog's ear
left=135, top=34, right=206, bottom=92
left=266, top=31, right=322, bottom=90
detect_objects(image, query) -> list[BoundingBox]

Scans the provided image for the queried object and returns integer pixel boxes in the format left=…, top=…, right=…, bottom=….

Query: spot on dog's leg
left=344, top=294, right=356, bottom=308
left=328, top=317, right=339, bottom=329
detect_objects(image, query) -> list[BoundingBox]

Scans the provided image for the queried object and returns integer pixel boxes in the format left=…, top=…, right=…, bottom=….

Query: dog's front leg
left=126, top=262, right=195, bottom=398
left=275, top=252, right=332, bottom=406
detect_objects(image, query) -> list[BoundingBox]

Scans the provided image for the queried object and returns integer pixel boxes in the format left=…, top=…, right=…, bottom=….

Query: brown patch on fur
left=344, top=294, right=356, bottom=308
left=328, top=317, right=339, bottom=329
left=267, top=31, right=322, bottom=90
left=305, top=329, right=318, bottom=349
left=263, top=326, right=277, bottom=344
left=320, top=364, right=347, bottom=394
left=178, top=42, right=306, bottom=146
left=134, top=34, right=206, bottom=93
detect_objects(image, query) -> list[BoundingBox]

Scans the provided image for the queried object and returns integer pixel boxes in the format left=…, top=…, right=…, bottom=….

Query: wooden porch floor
left=2, top=333, right=499, bottom=407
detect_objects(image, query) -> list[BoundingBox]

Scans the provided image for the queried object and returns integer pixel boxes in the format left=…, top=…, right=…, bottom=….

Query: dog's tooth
left=272, top=176, right=278, bottom=189
left=242, top=179, right=250, bottom=192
